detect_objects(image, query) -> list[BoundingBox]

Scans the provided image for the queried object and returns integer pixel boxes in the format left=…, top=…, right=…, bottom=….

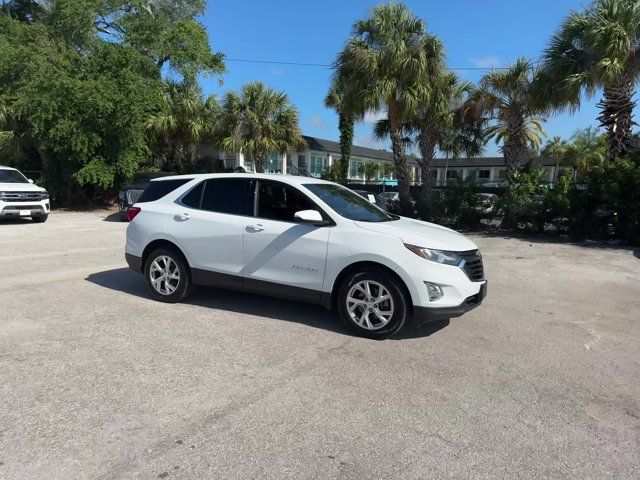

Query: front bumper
left=0, top=200, right=50, bottom=217
left=413, top=281, right=487, bottom=325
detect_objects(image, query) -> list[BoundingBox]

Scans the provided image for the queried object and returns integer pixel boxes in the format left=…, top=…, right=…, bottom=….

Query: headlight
left=40, top=191, right=49, bottom=200
left=405, top=244, right=463, bottom=266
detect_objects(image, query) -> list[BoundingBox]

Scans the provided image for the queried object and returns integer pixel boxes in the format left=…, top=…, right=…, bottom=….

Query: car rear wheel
left=144, top=247, right=192, bottom=303
left=337, top=270, right=408, bottom=339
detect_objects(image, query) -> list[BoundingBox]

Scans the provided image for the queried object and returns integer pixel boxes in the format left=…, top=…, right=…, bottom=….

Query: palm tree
left=217, top=81, right=305, bottom=173
left=362, top=161, right=380, bottom=183
left=476, top=58, right=547, bottom=176
left=146, top=80, right=219, bottom=171
left=538, top=0, right=640, bottom=161
left=409, top=71, right=484, bottom=195
left=541, top=136, right=568, bottom=182
left=331, top=3, right=444, bottom=214
left=561, top=127, right=607, bottom=180
left=325, top=82, right=353, bottom=183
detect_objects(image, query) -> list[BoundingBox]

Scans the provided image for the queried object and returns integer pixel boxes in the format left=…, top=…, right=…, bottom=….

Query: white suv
left=125, top=174, right=486, bottom=339
left=0, top=166, right=50, bottom=222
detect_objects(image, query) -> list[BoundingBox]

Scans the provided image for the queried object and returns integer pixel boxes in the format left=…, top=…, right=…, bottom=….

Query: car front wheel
left=337, top=270, right=408, bottom=339
left=144, top=248, right=192, bottom=303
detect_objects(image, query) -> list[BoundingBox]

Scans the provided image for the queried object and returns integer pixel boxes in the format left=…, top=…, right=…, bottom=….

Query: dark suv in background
left=118, top=172, right=172, bottom=221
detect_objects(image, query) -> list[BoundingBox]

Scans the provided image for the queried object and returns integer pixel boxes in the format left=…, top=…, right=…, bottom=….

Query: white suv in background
left=0, top=166, right=50, bottom=222
left=125, top=174, right=486, bottom=339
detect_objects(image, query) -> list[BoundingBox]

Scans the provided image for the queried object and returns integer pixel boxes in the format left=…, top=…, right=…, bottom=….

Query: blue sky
left=201, top=0, right=602, bottom=156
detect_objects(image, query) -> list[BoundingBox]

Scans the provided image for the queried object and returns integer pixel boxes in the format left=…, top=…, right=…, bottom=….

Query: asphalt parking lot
left=1, top=211, right=639, bottom=479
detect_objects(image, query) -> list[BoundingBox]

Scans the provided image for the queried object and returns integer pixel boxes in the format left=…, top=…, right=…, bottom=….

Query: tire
left=336, top=269, right=408, bottom=340
left=144, top=247, right=192, bottom=303
left=31, top=214, right=48, bottom=223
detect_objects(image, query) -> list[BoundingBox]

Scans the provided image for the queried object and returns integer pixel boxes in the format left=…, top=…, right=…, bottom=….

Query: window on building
left=446, top=170, right=459, bottom=179
left=298, top=154, right=307, bottom=170
left=498, top=169, right=507, bottom=179
left=309, top=155, right=325, bottom=177
left=349, top=160, right=361, bottom=179
left=478, top=169, right=491, bottom=179
left=265, top=153, right=282, bottom=173
left=201, top=179, right=255, bottom=216
left=257, top=181, right=315, bottom=222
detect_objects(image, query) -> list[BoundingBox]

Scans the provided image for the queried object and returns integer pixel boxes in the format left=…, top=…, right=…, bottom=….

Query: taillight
left=127, top=206, right=141, bottom=221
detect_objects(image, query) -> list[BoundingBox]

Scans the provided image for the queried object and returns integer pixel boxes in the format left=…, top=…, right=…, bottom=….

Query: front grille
left=459, top=250, right=484, bottom=282
left=0, top=191, right=43, bottom=202
left=3, top=205, right=42, bottom=211
left=126, top=189, right=144, bottom=205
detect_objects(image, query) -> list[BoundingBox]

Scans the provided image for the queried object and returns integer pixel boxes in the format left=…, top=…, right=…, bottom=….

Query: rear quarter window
left=138, top=179, right=192, bottom=203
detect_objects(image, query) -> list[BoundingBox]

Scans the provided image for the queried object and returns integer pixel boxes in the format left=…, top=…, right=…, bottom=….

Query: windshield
left=304, top=183, right=397, bottom=222
left=0, top=169, right=29, bottom=183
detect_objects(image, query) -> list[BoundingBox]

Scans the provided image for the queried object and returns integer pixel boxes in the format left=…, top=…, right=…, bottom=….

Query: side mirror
left=28, top=179, right=34, bottom=184
left=294, top=209, right=329, bottom=226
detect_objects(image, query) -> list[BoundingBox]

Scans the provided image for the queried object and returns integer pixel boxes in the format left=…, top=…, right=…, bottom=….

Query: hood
left=355, top=217, right=478, bottom=252
left=0, top=182, right=46, bottom=193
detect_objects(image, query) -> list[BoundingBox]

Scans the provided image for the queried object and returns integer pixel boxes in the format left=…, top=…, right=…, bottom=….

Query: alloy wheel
left=346, top=280, right=395, bottom=330
left=149, top=255, right=180, bottom=296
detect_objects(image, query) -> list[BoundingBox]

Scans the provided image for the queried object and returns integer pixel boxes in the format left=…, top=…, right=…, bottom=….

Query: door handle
left=246, top=224, right=265, bottom=232
left=175, top=212, right=190, bottom=221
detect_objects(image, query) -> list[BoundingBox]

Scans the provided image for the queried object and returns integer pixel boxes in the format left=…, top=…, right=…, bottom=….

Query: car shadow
left=102, top=211, right=125, bottom=223
left=85, top=268, right=450, bottom=340
left=0, top=218, right=35, bottom=225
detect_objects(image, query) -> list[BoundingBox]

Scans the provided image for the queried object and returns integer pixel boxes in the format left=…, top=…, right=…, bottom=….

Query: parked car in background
left=352, top=189, right=377, bottom=204
left=118, top=172, right=172, bottom=221
left=0, top=166, right=50, bottom=223
left=476, top=193, right=499, bottom=214
left=377, top=191, right=398, bottom=211
left=124, top=174, right=486, bottom=339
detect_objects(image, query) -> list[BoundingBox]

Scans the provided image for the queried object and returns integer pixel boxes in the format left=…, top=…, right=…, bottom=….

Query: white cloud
left=470, top=55, right=502, bottom=69
left=363, top=110, right=387, bottom=123
left=308, top=115, right=327, bottom=130
left=268, top=66, right=284, bottom=76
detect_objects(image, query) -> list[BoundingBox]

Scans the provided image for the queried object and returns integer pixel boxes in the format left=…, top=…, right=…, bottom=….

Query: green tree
left=0, top=0, right=224, bottom=203
left=375, top=71, right=484, bottom=196
left=325, top=83, right=353, bottom=183
left=538, top=0, right=640, bottom=161
left=541, top=136, right=568, bottom=182
left=477, top=58, right=547, bottom=175
left=561, top=128, right=607, bottom=181
left=331, top=2, right=444, bottom=215
left=362, top=161, right=380, bottom=183
left=217, top=81, right=305, bottom=173
left=146, top=81, right=219, bottom=171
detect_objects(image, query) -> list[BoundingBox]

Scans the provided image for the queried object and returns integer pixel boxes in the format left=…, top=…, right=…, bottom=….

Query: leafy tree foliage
left=0, top=0, right=223, bottom=203
left=331, top=2, right=444, bottom=215
left=538, top=0, right=640, bottom=161
left=217, top=81, right=305, bottom=173
left=476, top=59, right=547, bottom=175
left=146, top=81, right=219, bottom=172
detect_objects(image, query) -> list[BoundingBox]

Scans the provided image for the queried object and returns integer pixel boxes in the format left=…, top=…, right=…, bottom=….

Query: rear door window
left=138, top=179, right=191, bottom=203
left=181, top=181, right=204, bottom=208
left=200, top=178, right=255, bottom=216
